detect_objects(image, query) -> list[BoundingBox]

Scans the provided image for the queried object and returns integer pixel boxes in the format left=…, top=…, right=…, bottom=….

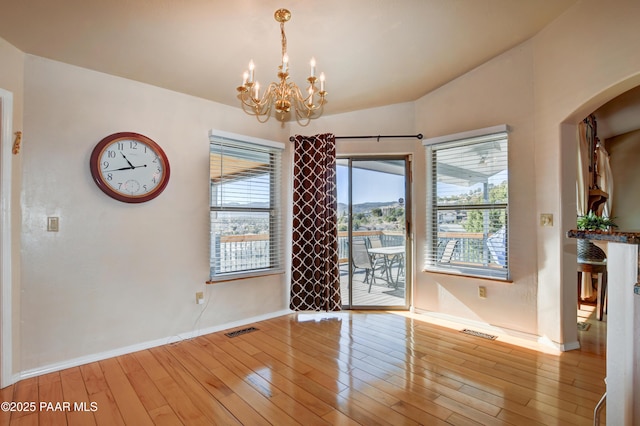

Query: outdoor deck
left=339, top=263, right=406, bottom=308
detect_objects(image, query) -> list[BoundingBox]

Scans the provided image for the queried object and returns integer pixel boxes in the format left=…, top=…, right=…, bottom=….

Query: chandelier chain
left=281, top=22, right=287, bottom=62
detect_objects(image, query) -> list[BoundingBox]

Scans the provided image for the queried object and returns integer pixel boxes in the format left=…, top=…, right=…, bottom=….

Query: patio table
left=368, top=246, right=404, bottom=288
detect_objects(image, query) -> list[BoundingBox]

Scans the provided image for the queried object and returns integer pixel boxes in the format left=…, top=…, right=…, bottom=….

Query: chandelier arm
left=288, top=82, right=324, bottom=116
left=241, top=83, right=271, bottom=109
left=239, top=82, right=282, bottom=120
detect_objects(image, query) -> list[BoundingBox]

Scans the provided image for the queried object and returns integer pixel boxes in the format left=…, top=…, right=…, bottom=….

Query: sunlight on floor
left=292, top=305, right=606, bottom=357
left=390, top=310, right=568, bottom=355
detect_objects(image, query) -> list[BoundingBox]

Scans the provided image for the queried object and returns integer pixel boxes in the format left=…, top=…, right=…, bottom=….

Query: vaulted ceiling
left=0, top=0, right=578, bottom=117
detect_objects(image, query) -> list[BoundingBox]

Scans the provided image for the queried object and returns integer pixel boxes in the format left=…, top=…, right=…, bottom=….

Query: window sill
left=423, top=267, right=512, bottom=283
left=207, top=269, right=285, bottom=284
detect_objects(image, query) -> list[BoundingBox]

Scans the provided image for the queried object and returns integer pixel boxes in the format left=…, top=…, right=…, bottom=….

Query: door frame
left=0, top=88, right=14, bottom=388
left=337, top=154, right=412, bottom=310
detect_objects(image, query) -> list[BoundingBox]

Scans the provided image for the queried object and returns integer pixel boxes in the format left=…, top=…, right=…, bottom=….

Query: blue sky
left=336, top=165, right=405, bottom=205
left=336, top=165, right=507, bottom=206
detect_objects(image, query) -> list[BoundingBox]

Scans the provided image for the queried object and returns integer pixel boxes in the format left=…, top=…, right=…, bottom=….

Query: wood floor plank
left=337, top=385, right=421, bottom=426
left=8, top=412, right=39, bottom=425
left=3, top=311, right=608, bottom=426
left=99, top=357, right=154, bottom=426
left=191, top=336, right=303, bottom=426
left=208, top=360, right=301, bottom=426
left=250, top=350, right=352, bottom=412
left=133, top=349, right=211, bottom=425
left=165, top=340, right=271, bottom=426
left=116, top=353, right=171, bottom=415
left=349, top=368, right=455, bottom=422
left=525, top=398, right=592, bottom=425
left=36, top=372, right=66, bottom=426
left=0, top=382, right=14, bottom=425
left=9, top=377, right=38, bottom=423
left=59, top=367, right=97, bottom=426
left=149, top=346, right=242, bottom=425
left=200, top=338, right=331, bottom=425
left=146, top=404, right=183, bottom=426
left=220, top=339, right=335, bottom=419
left=79, top=363, right=126, bottom=426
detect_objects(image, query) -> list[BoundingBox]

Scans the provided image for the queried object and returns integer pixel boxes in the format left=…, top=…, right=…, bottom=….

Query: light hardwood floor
left=1, top=309, right=606, bottom=425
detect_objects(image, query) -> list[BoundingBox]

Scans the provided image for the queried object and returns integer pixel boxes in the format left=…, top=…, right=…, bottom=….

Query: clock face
left=90, top=132, right=170, bottom=203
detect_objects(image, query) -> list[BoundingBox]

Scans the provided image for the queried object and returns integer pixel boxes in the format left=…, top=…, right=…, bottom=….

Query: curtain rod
left=289, top=133, right=423, bottom=142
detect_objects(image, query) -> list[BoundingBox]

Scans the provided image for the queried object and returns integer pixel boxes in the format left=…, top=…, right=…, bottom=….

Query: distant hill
left=338, top=201, right=401, bottom=216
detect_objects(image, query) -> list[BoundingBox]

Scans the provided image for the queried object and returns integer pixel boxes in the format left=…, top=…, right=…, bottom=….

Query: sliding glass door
left=337, top=156, right=411, bottom=309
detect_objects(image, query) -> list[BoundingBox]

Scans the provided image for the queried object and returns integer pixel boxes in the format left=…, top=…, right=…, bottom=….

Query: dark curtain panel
left=290, top=133, right=341, bottom=311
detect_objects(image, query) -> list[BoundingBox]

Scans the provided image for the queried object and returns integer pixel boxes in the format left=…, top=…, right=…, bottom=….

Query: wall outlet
left=47, top=216, right=59, bottom=232
left=195, top=291, right=205, bottom=304
left=540, top=213, right=553, bottom=227
left=478, top=286, right=487, bottom=298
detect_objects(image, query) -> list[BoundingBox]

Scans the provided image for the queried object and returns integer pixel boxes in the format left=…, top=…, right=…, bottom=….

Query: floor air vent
left=460, top=329, right=497, bottom=340
left=225, top=327, right=259, bottom=338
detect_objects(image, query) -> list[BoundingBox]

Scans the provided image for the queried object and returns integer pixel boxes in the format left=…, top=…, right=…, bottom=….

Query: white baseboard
left=412, top=309, right=581, bottom=352
left=412, top=308, right=540, bottom=342
left=19, top=309, right=292, bottom=381
left=538, top=335, right=581, bottom=352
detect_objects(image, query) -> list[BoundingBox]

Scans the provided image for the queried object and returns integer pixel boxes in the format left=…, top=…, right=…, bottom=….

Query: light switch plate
left=47, top=217, right=59, bottom=232
left=540, top=213, right=553, bottom=227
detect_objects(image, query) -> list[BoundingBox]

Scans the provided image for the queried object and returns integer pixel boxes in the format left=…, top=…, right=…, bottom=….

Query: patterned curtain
left=289, top=133, right=341, bottom=311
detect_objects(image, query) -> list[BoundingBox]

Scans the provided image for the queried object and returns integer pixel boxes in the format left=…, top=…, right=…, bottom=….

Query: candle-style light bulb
left=319, top=72, right=326, bottom=92
left=248, top=60, right=255, bottom=83
left=310, top=57, right=316, bottom=77
left=254, top=82, right=260, bottom=99
left=282, top=54, right=289, bottom=73
left=242, top=71, right=248, bottom=86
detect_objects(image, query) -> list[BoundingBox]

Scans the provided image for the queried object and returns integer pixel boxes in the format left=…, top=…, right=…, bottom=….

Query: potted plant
left=577, top=210, right=617, bottom=232
left=576, top=211, right=617, bottom=261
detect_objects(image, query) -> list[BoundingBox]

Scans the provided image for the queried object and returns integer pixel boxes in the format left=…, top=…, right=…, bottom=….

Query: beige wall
left=533, top=0, right=640, bottom=346
left=18, top=55, right=296, bottom=372
left=414, top=42, right=538, bottom=336
left=607, top=130, right=640, bottom=230
left=413, top=0, right=640, bottom=348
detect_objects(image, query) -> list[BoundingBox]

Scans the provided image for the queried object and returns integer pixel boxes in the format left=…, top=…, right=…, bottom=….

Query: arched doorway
left=559, top=75, right=640, bottom=350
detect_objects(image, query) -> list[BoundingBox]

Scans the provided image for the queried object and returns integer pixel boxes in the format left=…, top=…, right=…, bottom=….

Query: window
left=423, top=125, right=509, bottom=280
left=209, top=130, right=283, bottom=280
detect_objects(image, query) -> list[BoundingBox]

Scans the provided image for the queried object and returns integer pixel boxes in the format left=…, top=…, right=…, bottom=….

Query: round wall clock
left=89, top=132, right=170, bottom=203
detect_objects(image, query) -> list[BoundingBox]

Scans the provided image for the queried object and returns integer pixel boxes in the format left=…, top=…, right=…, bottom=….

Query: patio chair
left=369, top=236, right=383, bottom=249
left=440, top=239, right=458, bottom=264
left=350, top=239, right=383, bottom=292
left=367, top=236, right=387, bottom=274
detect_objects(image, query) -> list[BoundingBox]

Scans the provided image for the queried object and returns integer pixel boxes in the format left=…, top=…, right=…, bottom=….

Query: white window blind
left=209, top=131, right=283, bottom=279
left=423, top=126, right=509, bottom=280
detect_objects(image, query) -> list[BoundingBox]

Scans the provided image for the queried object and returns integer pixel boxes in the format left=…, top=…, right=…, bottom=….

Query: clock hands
left=104, top=164, right=148, bottom=172
left=121, top=153, right=135, bottom=168
left=103, top=153, right=148, bottom=172
left=104, top=165, right=137, bottom=172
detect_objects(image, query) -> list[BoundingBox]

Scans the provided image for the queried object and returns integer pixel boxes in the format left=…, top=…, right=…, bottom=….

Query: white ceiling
left=0, top=0, right=580, bottom=118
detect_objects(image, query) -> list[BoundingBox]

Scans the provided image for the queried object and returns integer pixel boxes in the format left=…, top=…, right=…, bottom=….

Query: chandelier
left=237, top=8, right=326, bottom=125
